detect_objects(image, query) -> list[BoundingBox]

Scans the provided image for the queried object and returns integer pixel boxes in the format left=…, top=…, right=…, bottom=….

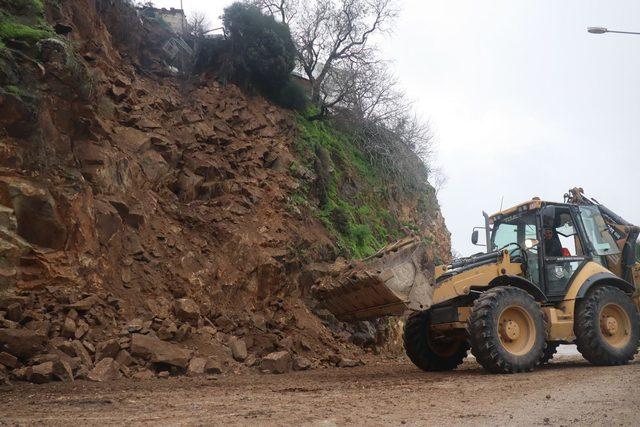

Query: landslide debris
left=0, top=0, right=450, bottom=384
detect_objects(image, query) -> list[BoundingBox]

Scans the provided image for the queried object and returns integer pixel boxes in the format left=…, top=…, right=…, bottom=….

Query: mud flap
left=314, top=238, right=435, bottom=321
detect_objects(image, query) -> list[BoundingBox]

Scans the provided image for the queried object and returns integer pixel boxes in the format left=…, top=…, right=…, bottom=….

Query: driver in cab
left=544, top=227, right=563, bottom=257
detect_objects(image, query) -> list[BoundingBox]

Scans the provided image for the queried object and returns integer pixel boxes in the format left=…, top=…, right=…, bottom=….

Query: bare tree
left=250, top=0, right=398, bottom=108
left=187, top=10, right=212, bottom=38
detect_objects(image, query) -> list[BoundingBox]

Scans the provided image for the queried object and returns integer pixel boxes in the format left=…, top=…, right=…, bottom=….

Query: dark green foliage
left=3, top=0, right=44, bottom=16
left=271, top=79, right=307, bottom=111
left=195, top=3, right=303, bottom=110
left=222, top=3, right=296, bottom=94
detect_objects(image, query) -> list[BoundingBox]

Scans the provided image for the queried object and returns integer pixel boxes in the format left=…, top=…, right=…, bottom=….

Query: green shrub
left=222, top=3, right=296, bottom=94
left=272, top=79, right=308, bottom=111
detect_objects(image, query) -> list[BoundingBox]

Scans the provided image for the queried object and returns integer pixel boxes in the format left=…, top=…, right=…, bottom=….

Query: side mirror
left=471, top=230, right=479, bottom=245
left=525, top=239, right=539, bottom=249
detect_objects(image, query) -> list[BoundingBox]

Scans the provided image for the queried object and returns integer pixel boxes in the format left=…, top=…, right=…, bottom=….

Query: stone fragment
left=133, top=369, right=155, bottom=380
left=174, top=298, right=200, bottom=326
left=157, top=371, right=170, bottom=379
left=130, top=333, right=192, bottom=368
left=6, top=303, right=22, bottom=322
left=75, top=320, right=90, bottom=339
left=187, top=357, right=207, bottom=376
left=292, top=356, right=312, bottom=371
left=229, top=336, right=247, bottom=362
left=52, top=359, right=74, bottom=382
left=337, top=357, right=362, bottom=368
left=0, top=351, right=18, bottom=368
left=87, top=358, right=121, bottom=382
left=95, top=339, right=120, bottom=362
left=71, top=339, right=93, bottom=367
left=115, top=350, right=135, bottom=367
left=61, top=317, right=76, bottom=338
left=66, top=295, right=99, bottom=312
left=29, top=361, right=54, bottom=383
left=0, top=328, right=46, bottom=359
left=260, top=351, right=291, bottom=374
left=204, top=357, right=222, bottom=374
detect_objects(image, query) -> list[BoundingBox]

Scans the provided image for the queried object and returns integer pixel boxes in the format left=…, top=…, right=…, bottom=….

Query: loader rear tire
left=469, top=287, right=545, bottom=374
left=574, top=286, right=640, bottom=366
left=403, top=310, right=469, bottom=371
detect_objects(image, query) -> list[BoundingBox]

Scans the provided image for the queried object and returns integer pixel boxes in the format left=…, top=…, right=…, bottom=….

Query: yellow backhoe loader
left=315, top=188, right=640, bottom=373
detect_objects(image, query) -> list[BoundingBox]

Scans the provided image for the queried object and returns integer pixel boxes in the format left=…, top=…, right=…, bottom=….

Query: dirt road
left=1, top=353, right=638, bottom=426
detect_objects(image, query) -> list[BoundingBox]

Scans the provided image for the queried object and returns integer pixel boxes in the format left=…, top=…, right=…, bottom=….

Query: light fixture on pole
left=587, top=26, right=640, bottom=35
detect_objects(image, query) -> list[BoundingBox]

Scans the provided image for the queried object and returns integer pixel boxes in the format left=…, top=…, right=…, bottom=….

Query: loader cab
left=488, top=201, right=621, bottom=301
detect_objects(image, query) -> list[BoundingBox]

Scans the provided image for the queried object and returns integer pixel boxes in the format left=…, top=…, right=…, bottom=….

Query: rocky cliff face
left=0, top=0, right=450, bottom=383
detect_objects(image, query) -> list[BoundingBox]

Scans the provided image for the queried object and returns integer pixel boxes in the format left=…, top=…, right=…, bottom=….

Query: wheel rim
left=599, top=303, right=632, bottom=348
left=497, top=305, right=536, bottom=356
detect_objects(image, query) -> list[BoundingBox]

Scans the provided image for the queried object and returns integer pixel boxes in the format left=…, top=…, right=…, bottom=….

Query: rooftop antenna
left=499, top=196, right=504, bottom=212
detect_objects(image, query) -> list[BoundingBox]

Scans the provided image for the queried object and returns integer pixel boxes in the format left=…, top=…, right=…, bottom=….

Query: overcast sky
left=153, top=0, right=640, bottom=256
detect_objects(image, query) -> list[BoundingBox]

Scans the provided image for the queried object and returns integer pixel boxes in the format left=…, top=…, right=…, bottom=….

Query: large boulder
left=260, top=351, right=292, bottom=374
left=228, top=336, right=247, bottom=362
left=130, top=333, right=192, bottom=368
left=88, top=358, right=121, bottom=382
left=0, top=328, right=46, bottom=359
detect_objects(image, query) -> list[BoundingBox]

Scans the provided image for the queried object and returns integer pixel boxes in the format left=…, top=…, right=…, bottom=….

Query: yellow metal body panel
left=432, top=252, right=523, bottom=305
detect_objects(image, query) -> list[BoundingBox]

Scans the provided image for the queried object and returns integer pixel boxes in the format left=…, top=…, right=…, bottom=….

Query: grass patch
left=7, top=0, right=44, bottom=16
left=0, top=20, right=51, bottom=43
left=295, top=112, right=407, bottom=259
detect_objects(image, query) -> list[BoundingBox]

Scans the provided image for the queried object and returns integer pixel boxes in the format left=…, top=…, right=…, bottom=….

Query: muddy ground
left=1, top=351, right=638, bottom=426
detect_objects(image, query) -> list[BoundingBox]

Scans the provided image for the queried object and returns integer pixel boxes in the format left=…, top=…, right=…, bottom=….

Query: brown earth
left=1, top=354, right=638, bottom=426
left=0, top=1, right=449, bottom=383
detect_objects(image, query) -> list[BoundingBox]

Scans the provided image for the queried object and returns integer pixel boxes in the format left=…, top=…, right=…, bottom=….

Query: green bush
left=272, top=79, right=308, bottom=111
left=222, top=3, right=296, bottom=94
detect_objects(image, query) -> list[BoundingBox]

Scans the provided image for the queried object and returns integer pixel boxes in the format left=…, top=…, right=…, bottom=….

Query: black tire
left=538, top=342, right=560, bottom=365
left=469, top=287, right=546, bottom=374
left=403, top=310, right=469, bottom=371
left=574, top=286, right=640, bottom=366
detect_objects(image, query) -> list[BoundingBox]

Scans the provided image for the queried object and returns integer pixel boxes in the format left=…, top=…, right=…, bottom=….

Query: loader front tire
left=574, top=286, right=640, bottom=366
left=469, top=287, right=545, bottom=374
left=403, top=310, right=469, bottom=371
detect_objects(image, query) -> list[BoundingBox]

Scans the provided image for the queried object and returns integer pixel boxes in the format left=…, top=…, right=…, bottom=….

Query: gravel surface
left=1, top=354, right=639, bottom=426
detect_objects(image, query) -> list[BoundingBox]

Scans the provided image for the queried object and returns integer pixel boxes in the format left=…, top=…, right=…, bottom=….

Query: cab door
left=540, top=206, right=588, bottom=300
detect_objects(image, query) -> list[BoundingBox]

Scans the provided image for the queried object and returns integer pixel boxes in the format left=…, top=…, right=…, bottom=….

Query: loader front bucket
left=313, top=238, right=435, bottom=322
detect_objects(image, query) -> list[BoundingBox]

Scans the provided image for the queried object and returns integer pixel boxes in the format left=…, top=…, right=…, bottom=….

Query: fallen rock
left=52, top=359, right=74, bottom=382
left=61, top=317, right=76, bottom=338
left=115, top=350, right=135, bottom=367
left=229, top=336, right=247, bottom=362
left=71, top=339, right=93, bottom=367
left=95, top=339, right=121, bottom=362
left=292, top=355, right=312, bottom=371
left=132, top=369, right=155, bottom=380
left=29, top=361, right=54, bottom=383
left=0, top=328, right=46, bottom=359
left=337, top=357, right=362, bottom=368
left=0, top=351, right=18, bottom=368
left=260, top=351, right=291, bottom=374
left=130, top=333, right=192, bottom=368
left=174, top=298, right=200, bottom=326
left=204, top=357, right=222, bottom=374
left=187, top=357, right=207, bottom=376
left=66, top=295, right=100, bottom=312
left=88, top=358, right=121, bottom=382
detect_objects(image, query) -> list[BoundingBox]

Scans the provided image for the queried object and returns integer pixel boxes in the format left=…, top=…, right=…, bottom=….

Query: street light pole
left=587, top=26, right=640, bottom=35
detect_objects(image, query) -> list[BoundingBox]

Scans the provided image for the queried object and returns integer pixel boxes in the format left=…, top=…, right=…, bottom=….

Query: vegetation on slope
left=292, top=112, right=436, bottom=259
